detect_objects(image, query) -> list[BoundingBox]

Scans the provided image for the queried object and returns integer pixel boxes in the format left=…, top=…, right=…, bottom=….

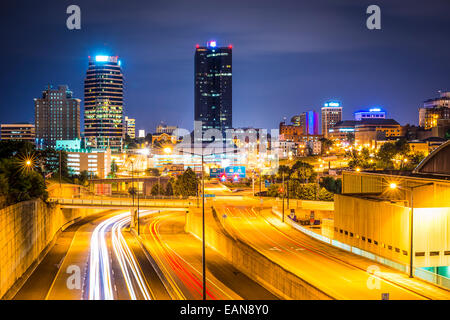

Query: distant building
left=299, top=111, right=319, bottom=135
left=34, top=85, right=81, bottom=148
left=419, top=91, right=450, bottom=129
left=195, top=41, right=232, bottom=142
left=156, top=123, right=177, bottom=135
left=321, top=101, right=342, bottom=138
left=354, top=118, right=401, bottom=147
left=354, top=108, right=386, bottom=121
left=138, top=129, right=145, bottom=138
left=279, top=122, right=303, bottom=136
left=84, top=55, right=124, bottom=151
left=0, top=123, right=35, bottom=143
left=328, top=120, right=358, bottom=142
left=124, top=116, right=136, bottom=139
left=66, top=149, right=111, bottom=178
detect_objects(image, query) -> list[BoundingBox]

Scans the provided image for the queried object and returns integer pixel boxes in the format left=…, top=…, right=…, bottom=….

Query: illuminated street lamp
left=389, top=181, right=433, bottom=278
left=178, top=146, right=236, bottom=300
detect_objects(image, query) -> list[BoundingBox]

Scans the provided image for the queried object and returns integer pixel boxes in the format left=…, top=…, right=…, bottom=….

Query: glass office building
left=84, top=55, right=124, bottom=151
left=195, top=41, right=232, bottom=142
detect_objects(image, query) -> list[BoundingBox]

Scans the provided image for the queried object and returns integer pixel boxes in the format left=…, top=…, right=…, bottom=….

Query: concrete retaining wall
left=185, top=208, right=333, bottom=300
left=0, top=199, right=103, bottom=299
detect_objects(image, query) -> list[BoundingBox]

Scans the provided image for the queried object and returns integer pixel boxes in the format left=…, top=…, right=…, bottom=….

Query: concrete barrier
left=0, top=199, right=105, bottom=299
left=185, top=207, right=333, bottom=300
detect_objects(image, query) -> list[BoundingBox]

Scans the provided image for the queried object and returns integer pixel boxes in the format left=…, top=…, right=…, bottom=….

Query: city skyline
left=1, top=0, right=449, bottom=133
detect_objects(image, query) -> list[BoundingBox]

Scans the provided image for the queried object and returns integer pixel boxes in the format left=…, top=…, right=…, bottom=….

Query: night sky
left=1, top=0, right=449, bottom=133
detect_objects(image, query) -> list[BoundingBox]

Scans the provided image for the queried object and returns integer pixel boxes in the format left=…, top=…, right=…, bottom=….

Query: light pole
left=131, top=160, right=135, bottom=229
left=282, top=172, right=285, bottom=223
left=389, top=181, right=433, bottom=278
left=175, top=146, right=235, bottom=300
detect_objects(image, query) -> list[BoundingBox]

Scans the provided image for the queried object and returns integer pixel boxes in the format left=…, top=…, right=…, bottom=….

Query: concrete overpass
left=49, top=197, right=195, bottom=209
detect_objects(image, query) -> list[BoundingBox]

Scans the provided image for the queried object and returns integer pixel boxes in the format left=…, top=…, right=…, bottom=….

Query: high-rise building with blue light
left=300, top=110, right=319, bottom=135
left=84, top=55, right=124, bottom=151
left=195, top=41, right=232, bottom=142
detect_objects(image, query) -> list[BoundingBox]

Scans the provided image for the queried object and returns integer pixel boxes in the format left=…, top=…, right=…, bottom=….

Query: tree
left=319, top=137, right=333, bottom=154
left=0, top=158, right=47, bottom=205
left=151, top=183, right=162, bottom=196
left=346, top=132, right=355, bottom=144
left=165, top=180, right=174, bottom=196
left=318, top=187, right=334, bottom=201
left=36, top=148, right=69, bottom=179
left=174, top=167, right=198, bottom=197
left=320, top=176, right=342, bottom=194
left=146, top=168, right=160, bottom=176
left=291, top=160, right=316, bottom=183
left=267, top=184, right=281, bottom=197
left=376, top=142, right=397, bottom=169
left=0, top=140, right=34, bottom=159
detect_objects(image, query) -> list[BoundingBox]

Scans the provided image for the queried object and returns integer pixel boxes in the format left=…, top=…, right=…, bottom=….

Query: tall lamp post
left=130, top=159, right=135, bottom=229
left=389, top=181, right=433, bottom=278
left=170, top=146, right=235, bottom=300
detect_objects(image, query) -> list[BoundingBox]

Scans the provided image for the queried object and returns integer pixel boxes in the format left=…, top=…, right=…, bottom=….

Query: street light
left=177, top=146, right=236, bottom=300
left=389, top=181, right=433, bottom=278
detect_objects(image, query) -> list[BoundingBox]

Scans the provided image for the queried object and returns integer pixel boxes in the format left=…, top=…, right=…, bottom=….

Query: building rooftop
left=356, top=118, right=400, bottom=126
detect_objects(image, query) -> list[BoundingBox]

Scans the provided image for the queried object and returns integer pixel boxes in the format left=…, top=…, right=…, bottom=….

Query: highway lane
left=215, top=202, right=445, bottom=300
left=139, top=211, right=278, bottom=300
left=16, top=210, right=171, bottom=300
left=13, top=211, right=113, bottom=300
left=88, top=211, right=155, bottom=300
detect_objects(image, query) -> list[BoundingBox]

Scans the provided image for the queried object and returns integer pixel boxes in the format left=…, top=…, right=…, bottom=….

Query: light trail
left=88, top=211, right=155, bottom=300
left=145, top=214, right=233, bottom=300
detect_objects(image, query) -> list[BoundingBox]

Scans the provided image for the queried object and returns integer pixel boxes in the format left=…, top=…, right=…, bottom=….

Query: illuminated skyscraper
left=34, top=85, right=80, bottom=148
left=321, top=101, right=342, bottom=138
left=195, top=41, right=232, bottom=142
left=299, top=110, right=319, bottom=135
left=84, top=55, right=124, bottom=151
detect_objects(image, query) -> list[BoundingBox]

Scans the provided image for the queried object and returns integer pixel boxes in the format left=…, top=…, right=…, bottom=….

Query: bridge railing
left=49, top=197, right=194, bottom=208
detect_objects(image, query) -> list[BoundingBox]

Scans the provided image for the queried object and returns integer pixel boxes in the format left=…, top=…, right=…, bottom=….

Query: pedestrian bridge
left=49, top=197, right=195, bottom=209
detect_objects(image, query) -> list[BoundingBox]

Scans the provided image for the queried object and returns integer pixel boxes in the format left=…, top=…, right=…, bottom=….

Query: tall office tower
left=321, top=101, right=342, bottom=138
left=419, top=91, right=450, bottom=129
left=84, top=55, right=124, bottom=151
left=34, top=85, right=81, bottom=148
left=195, top=41, right=232, bottom=142
left=124, top=116, right=136, bottom=139
left=299, top=111, right=319, bottom=135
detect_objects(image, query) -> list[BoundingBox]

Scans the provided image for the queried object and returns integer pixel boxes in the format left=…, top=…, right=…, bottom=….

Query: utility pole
left=137, top=183, right=140, bottom=235
left=282, top=172, right=285, bottom=223
left=131, top=161, right=135, bottom=226
left=201, top=152, right=206, bottom=300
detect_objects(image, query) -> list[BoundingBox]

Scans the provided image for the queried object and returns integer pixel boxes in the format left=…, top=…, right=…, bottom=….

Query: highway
left=15, top=210, right=171, bottom=300
left=13, top=180, right=450, bottom=300
left=213, top=200, right=450, bottom=300
left=138, top=210, right=277, bottom=300
left=203, top=181, right=450, bottom=300
left=14, top=206, right=276, bottom=300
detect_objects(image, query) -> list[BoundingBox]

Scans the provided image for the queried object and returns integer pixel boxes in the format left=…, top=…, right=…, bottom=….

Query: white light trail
left=88, top=211, right=156, bottom=300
